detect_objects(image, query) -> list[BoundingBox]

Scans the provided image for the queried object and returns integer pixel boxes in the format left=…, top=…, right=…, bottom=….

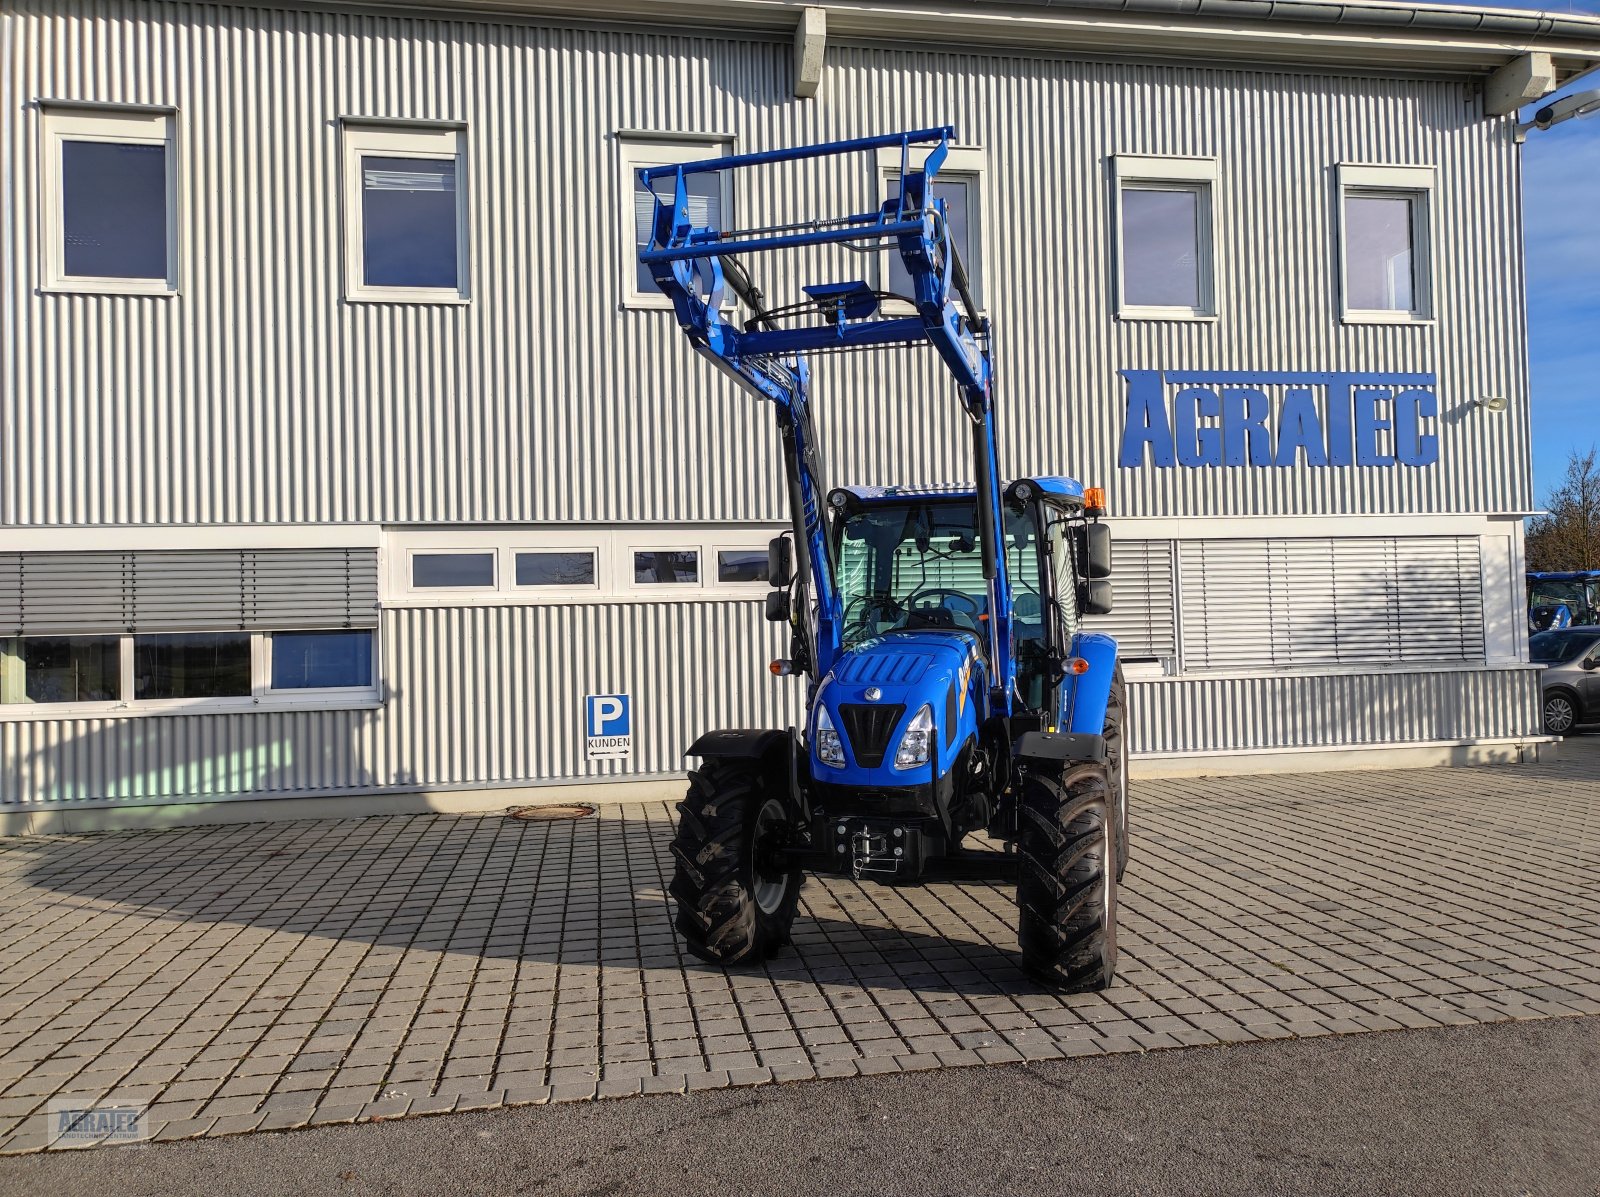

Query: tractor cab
left=1528, top=571, right=1600, bottom=630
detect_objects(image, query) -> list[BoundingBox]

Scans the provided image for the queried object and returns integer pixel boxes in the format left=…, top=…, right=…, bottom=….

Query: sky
left=1469, top=0, right=1600, bottom=500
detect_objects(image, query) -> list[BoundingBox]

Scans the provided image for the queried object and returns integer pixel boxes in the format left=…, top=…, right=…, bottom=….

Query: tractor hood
left=811, top=631, right=985, bottom=785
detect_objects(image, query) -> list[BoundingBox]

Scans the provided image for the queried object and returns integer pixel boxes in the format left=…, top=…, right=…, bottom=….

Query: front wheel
left=1543, top=690, right=1579, bottom=736
left=1016, top=762, right=1118, bottom=991
left=669, top=758, right=802, bottom=965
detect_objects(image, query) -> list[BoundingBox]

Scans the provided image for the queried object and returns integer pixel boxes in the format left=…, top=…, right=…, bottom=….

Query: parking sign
left=585, top=693, right=632, bottom=760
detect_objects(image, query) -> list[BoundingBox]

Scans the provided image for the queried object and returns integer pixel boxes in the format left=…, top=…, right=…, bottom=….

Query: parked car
left=1531, top=629, right=1600, bottom=735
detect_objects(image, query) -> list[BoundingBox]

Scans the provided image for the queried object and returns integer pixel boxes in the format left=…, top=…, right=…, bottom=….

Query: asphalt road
left=4, top=1016, right=1597, bottom=1197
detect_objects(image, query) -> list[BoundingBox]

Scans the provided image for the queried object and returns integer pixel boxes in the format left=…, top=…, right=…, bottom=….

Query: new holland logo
left=1118, top=370, right=1441, bottom=470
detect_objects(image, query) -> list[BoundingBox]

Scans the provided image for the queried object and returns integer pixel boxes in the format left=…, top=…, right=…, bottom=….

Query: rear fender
left=1060, top=632, right=1119, bottom=735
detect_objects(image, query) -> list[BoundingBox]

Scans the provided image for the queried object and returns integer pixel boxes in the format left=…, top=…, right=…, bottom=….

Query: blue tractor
left=1528, top=570, right=1600, bottom=631
left=638, top=129, right=1126, bottom=991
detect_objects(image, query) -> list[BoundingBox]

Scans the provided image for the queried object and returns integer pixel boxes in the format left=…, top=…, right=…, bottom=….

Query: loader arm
left=638, top=128, right=1014, bottom=713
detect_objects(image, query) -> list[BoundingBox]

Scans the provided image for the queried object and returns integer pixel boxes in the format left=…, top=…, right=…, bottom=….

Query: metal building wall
left=0, top=1, right=1544, bottom=809
left=2, top=0, right=1531, bottom=528
left=0, top=611, right=1538, bottom=806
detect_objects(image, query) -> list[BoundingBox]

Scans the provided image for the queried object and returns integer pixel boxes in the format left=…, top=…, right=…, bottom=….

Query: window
left=343, top=123, right=466, bottom=302
left=411, top=552, right=495, bottom=589
left=1338, top=165, right=1433, bottom=322
left=270, top=630, right=374, bottom=690
left=133, top=633, right=252, bottom=700
left=1112, top=156, right=1218, bottom=319
left=619, top=133, right=732, bottom=308
left=716, top=550, right=768, bottom=584
left=877, top=145, right=986, bottom=310
left=41, top=106, right=177, bottom=294
left=516, top=551, right=597, bottom=588
left=634, top=550, right=699, bottom=584
left=0, top=637, right=121, bottom=704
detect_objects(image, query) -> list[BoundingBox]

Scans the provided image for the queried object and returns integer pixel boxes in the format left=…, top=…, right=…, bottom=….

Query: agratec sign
left=1117, top=370, right=1440, bottom=469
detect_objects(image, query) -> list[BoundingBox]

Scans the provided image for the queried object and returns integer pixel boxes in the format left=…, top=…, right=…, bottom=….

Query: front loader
left=638, top=128, right=1126, bottom=991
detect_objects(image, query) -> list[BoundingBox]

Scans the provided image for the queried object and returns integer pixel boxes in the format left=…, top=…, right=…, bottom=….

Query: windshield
left=1530, top=630, right=1600, bottom=664
left=836, top=500, right=989, bottom=648
left=1529, top=578, right=1600, bottom=617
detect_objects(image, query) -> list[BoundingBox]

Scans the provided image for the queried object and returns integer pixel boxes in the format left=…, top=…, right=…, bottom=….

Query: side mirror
left=1082, top=579, right=1113, bottom=616
left=767, top=536, right=794, bottom=589
left=764, top=589, right=791, bottom=623
left=1082, top=523, right=1112, bottom=580
left=1583, top=656, right=1599, bottom=672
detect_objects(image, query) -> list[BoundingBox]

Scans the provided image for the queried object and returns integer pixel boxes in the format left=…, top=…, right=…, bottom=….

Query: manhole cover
left=506, top=804, right=594, bottom=821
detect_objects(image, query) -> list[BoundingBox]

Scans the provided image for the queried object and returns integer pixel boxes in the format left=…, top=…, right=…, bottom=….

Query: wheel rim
left=751, top=798, right=790, bottom=915
left=1117, top=725, right=1129, bottom=835
left=1546, top=696, right=1575, bottom=734
left=1101, top=816, right=1114, bottom=926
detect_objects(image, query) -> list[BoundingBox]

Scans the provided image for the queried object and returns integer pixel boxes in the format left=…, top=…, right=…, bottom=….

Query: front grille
left=839, top=703, right=905, bottom=769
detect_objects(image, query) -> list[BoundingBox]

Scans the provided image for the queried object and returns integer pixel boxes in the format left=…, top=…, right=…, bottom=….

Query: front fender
left=1060, top=632, right=1119, bottom=734
left=685, top=728, right=792, bottom=761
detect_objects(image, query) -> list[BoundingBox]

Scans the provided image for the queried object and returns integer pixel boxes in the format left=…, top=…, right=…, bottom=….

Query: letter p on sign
left=585, top=693, right=632, bottom=761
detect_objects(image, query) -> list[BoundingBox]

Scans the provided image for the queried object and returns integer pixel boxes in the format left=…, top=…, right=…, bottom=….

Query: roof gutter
left=316, top=0, right=1600, bottom=82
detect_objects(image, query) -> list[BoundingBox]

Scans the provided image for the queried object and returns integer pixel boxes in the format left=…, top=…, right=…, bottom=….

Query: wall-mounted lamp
left=1475, top=395, right=1509, bottom=414
left=1519, top=87, right=1600, bottom=136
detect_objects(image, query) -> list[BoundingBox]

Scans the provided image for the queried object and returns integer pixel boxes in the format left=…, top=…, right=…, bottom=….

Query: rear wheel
left=1016, top=762, right=1118, bottom=991
left=1105, top=667, right=1130, bottom=881
left=669, top=758, right=802, bottom=964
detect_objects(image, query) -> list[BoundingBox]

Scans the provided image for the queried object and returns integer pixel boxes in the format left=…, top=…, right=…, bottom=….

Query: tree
left=1526, top=447, right=1600, bottom=572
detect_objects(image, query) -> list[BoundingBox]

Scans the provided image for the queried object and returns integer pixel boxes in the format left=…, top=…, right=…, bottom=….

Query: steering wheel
left=844, top=592, right=905, bottom=634
left=903, top=587, right=983, bottom=632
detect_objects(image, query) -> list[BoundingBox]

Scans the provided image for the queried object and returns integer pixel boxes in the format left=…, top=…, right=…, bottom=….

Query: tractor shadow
left=14, top=809, right=1055, bottom=998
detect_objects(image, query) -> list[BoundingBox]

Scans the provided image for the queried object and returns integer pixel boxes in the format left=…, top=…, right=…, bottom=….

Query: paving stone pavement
left=2, top=746, right=1598, bottom=1153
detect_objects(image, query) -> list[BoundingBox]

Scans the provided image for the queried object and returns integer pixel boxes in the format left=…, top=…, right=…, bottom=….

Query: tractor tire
left=669, top=758, right=803, bottom=965
left=1016, top=762, right=1118, bottom=992
left=1105, top=666, right=1130, bottom=882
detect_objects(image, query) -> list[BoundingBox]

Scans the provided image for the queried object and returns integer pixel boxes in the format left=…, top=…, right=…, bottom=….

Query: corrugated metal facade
left=0, top=0, right=1545, bottom=809
left=3, top=0, right=1532, bottom=526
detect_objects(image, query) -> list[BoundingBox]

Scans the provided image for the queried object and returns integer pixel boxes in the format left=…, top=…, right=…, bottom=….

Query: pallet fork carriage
left=639, top=128, right=1128, bottom=990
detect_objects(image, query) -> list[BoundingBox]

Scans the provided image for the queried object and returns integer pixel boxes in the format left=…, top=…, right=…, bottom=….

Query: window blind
left=1083, top=539, right=1177, bottom=661
left=1177, top=537, right=1484, bottom=671
left=0, top=549, right=379, bottom=636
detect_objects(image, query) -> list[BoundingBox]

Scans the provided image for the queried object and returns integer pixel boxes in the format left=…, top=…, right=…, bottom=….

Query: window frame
left=510, top=547, right=602, bottom=596
left=341, top=120, right=469, bottom=305
left=0, top=629, right=381, bottom=721
left=874, top=144, right=988, bottom=316
left=39, top=104, right=180, bottom=296
left=264, top=629, right=380, bottom=698
left=627, top=545, right=704, bottom=591
left=407, top=548, right=499, bottom=592
left=618, top=131, right=734, bottom=310
left=1111, top=154, right=1219, bottom=322
left=382, top=528, right=788, bottom=606
left=712, top=544, right=772, bottom=588
left=1337, top=163, right=1435, bottom=325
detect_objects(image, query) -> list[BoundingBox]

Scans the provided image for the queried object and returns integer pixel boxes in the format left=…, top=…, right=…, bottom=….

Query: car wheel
left=1543, top=690, right=1578, bottom=736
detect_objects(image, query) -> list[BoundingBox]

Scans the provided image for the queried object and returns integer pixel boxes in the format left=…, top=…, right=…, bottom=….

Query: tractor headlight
left=815, top=705, right=845, bottom=768
left=894, top=705, right=935, bottom=770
